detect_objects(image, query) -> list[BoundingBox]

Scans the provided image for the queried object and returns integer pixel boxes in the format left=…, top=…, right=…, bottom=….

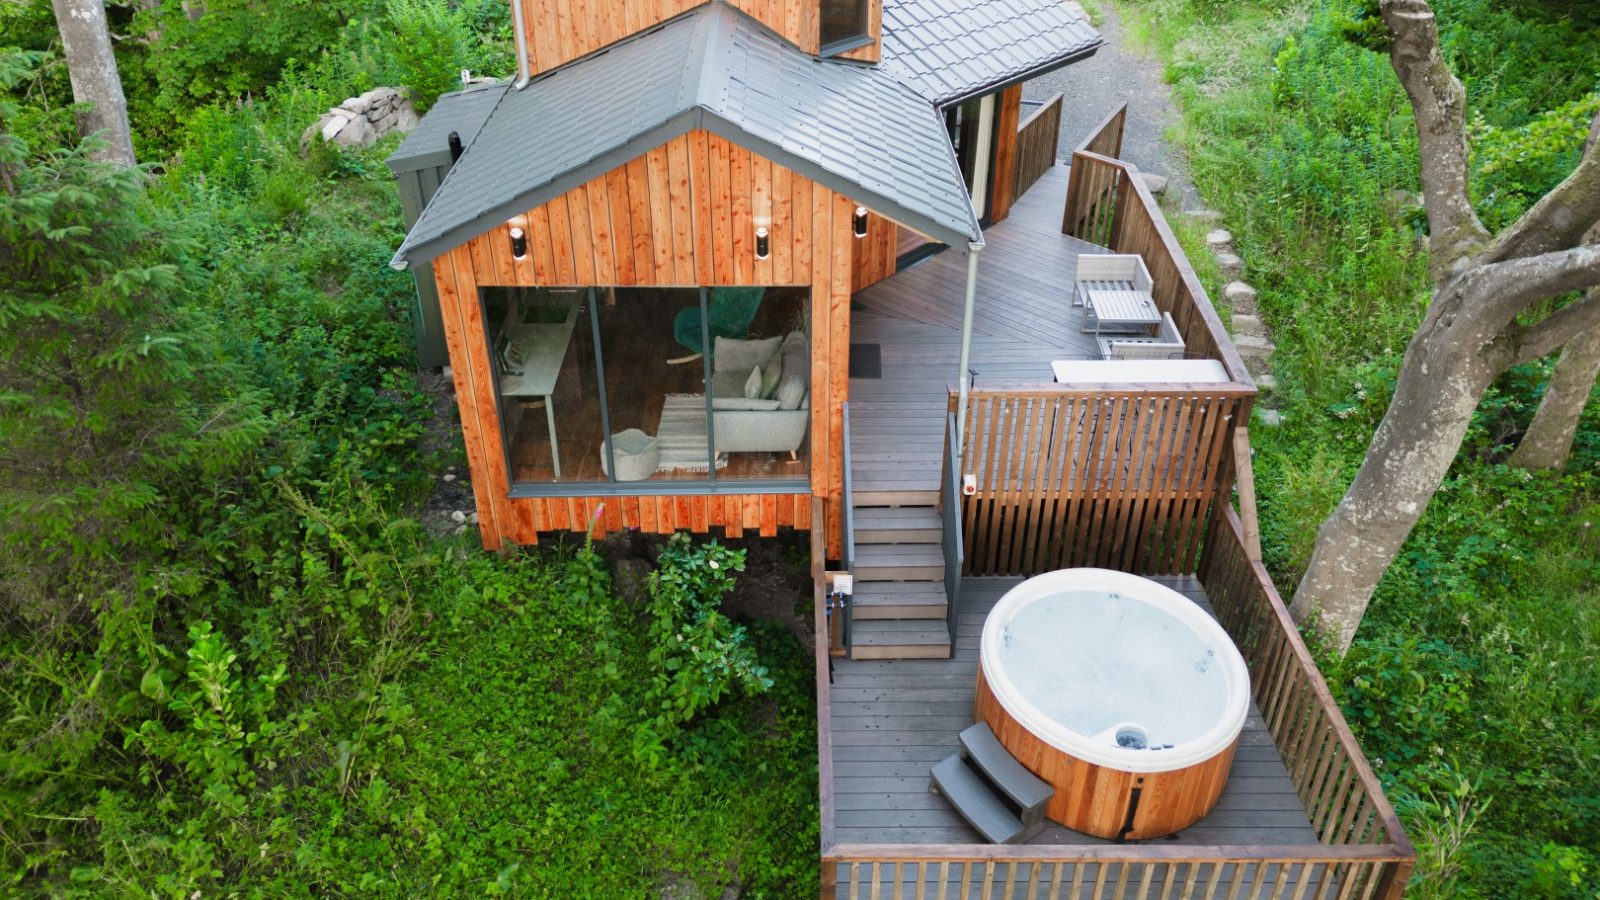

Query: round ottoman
left=602, top=429, right=660, bottom=482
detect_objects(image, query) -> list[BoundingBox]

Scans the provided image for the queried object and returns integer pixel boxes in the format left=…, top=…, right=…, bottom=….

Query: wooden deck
left=829, top=576, right=1318, bottom=848
left=850, top=164, right=1104, bottom=498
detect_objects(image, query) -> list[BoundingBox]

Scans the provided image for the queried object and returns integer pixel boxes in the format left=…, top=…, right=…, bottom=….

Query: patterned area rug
left=656, top=394, right=728, bottom=472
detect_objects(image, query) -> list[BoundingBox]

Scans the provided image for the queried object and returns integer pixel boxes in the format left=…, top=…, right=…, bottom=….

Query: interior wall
left=431, top=129, right=859, bottom=555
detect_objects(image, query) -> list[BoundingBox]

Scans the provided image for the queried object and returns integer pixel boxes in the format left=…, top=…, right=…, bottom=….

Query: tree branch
left=1485, top=110, right=1600, bottom=263
left=1380, top=0, right=1489, bottom=275
left=1511, top=290, right=1600, bottom=366
left=1470, top=243, right=1600, bottom=325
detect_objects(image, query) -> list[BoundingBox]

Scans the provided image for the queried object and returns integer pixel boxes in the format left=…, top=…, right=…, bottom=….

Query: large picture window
left=483, top=286, right=810, bottom=493
left=819, top=0, right=870, bottom=54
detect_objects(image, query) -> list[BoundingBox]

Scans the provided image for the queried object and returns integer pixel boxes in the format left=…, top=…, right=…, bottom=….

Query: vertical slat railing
left=1012, top=93, right=1064, bottom=200
left=940, top=412, right=964, bottom=640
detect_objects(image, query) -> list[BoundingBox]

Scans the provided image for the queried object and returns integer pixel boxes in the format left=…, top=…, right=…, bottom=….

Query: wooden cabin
left=389, top=3, right=1415, bottom=895
left=389, top=0, right=1101, bottom=557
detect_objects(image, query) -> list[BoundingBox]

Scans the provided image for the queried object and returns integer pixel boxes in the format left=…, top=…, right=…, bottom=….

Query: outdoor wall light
left=853, top=206, right=868, bottom=238
left=755, top=226, right=770, bottom=260
left=509, top=227, right=528, bottom=260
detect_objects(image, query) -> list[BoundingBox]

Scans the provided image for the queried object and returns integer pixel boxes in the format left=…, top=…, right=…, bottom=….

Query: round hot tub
left=975, top=568, right=1250, bottom=839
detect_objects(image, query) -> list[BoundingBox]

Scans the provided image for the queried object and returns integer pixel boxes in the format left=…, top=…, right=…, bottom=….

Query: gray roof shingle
left=881, top=0, right=1102, bottom=105
left=385, top=82, right=509, bottom=174
left=392, top=4, right=983, bottom=268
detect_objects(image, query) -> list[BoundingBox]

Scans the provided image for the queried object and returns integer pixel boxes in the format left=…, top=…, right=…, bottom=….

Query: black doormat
left=850, top=343, right=882, bottom=379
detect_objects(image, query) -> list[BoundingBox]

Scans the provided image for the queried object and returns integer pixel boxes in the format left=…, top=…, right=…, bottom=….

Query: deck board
left=849, top=165, right=1104, bottom=495
left=827, top=575, right=1318, bottom=850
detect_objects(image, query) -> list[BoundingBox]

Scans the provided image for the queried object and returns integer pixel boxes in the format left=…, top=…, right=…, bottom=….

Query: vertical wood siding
left=517, top=0, right=883, bottom=75
left=849, top=210, right=897, bottom=292
left=987, top=84, right=1022, bottom=223
left=432, top=130, right=858, bottom=554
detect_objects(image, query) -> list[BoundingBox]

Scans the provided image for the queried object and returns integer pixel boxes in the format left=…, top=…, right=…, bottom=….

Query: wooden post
left=1233, top=427, right=1263, bottom=563
left=988, top=84, right=1023, bottom=223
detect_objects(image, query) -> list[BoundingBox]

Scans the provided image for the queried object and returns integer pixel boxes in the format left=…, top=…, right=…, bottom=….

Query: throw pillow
left=759, top=356, right=783, bottom=399
left=776, top=377, right=806, bottom=411
left=713, top=335, right=784, bottom=373
left=744, top=366, right=763, bottom=400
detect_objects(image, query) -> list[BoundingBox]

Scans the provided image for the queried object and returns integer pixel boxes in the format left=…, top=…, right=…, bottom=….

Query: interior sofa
left=705, top=332, right=810, bottom=455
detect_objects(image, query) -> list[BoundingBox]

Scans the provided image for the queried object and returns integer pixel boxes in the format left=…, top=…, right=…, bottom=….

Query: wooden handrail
left=810, top=495, right=837, bottom=897
left=939, top=412, right=964, bottom=640
left=1073, top=101, right=1128, bottom=159
left=1012, top=92, right=1063, bottom=200
left=839, top=401, right=855, bottom=652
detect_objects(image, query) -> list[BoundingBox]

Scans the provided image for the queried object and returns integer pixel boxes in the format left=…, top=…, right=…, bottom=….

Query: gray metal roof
left=392, top=3, right=983, bottom=268
left=386, top=82, right=509, bottom=174
left=881, top=0, right=1102, bottom=105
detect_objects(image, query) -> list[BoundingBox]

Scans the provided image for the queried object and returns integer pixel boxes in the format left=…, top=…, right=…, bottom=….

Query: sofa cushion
left=713, top=335, right=783, bottom=373
left=759, top=357, right=783, bottom=398
left=744, top=366, right=763, bottom=399
left=712, top=396, right=783, bottom=411
left=776, top=379, right=807, bottom=411
left=775, top=332, right=809, bottom=409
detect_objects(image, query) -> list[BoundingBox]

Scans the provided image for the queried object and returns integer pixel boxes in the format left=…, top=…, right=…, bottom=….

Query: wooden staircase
left=848, top=496, right=953, bottom=660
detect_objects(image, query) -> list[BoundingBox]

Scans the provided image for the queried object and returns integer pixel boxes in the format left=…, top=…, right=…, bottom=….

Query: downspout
left=956, top=241, right=982, bottom=454
left=511, top=0, right=532, bottom=89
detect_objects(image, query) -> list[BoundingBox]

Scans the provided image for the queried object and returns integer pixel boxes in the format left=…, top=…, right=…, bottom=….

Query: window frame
left=818, top=0, right=872, bottom=57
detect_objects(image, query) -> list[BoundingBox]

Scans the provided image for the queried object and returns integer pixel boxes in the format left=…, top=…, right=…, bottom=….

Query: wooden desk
left=498, top=305, right=579, bottom=477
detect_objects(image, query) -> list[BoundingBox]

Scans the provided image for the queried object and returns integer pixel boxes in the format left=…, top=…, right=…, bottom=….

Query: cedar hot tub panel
left=976, top=666, right=1238, bottom=840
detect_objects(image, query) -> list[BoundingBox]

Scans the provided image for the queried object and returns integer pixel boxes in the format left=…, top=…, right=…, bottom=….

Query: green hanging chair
left=672, top=287, right=765, bottom=358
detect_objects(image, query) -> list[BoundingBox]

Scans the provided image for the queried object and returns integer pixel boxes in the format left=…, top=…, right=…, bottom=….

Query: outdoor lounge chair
left=1073, top=253, right=1153, bottom=307
left=1099, top=312, right=1185, bottom=359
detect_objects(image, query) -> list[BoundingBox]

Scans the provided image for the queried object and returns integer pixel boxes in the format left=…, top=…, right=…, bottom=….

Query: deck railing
left=939, top=412, right=964, bottom=641
left=840, top=402, right=856, bottom=651
left=949, top=385, right=1253, bottom=577
left=817, top=502, right=1415, bottom=899
left=1062, top=118, right=1250, bottom=385
left=1075, top=102, right=1128, bottom=160
left=1012, top=93, right=1064, bottom=201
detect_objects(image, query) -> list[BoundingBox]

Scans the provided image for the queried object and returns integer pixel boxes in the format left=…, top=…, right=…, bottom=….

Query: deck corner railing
left=1012, top=93, right=1064, bottom=201
left=839, top=401, right=855, bottom=652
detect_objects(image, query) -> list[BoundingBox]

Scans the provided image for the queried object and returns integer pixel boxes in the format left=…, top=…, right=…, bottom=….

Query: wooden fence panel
left=1012, top=93, right=1063, bottom=201
left=1075, top=102, right=1127, bottom=159
left=953, top=386, right=1251, bottom=577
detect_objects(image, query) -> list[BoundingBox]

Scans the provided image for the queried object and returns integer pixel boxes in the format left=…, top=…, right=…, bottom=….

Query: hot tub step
left=960, top=723, right=1054, bottom=817
left=929, top=755, right=1029, bottom=844
left=852, top=582, right=949, bottom=620
left=849, top=621, right=951, bottom=659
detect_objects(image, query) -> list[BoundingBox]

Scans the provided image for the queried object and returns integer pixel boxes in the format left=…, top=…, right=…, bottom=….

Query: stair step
left=929, top=755, right=1028, bottom=844
left=960, top=723, right=1054, bottom=813
left=853, top=488, right=940, bottom=507
left=853, top=581, right=949, bottom=620
left=854, top=506, right=943, bottom=544
left=849, top=620, right=951, bottom=660
left=854, top=543, right=944, bottom=581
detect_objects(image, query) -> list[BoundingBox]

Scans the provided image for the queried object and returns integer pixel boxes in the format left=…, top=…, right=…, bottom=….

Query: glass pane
left=484, top=287, right=602, bottom=485
left=709, top=286, right=810, bottom=482
left=820, top=0, right=867, bottom=48
left=593, top=287, right=715, bottom=484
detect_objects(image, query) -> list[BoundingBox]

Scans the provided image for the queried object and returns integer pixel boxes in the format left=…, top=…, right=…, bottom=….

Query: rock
left=453, top=524, right=468, bottom=536
left=1205, top=229, right=1234, bottom=251
left=1223, top=281, right=1259, bottom=310
left=1255, top=408, right=1284, bottom=428
left=1214, top=252, right=1244, bottom=279
left=333, top=115, right=376, bottom=148
left=1254, top=372, right=1278, bottom=393
left=1180, top=209, right=1223, bottom=222
left=1140, top=172, right=1169, bottom=194
left=443, top=472, right=457, bottom=483
left=450, top=510, right=467, bottom=524
left=300, top=86, right=419, bottom=154
left=1231, top=313, right=1266, bottom=338
left=468, top=512, right=480, bottom=524
left=1234, top=332, right=1274, bottom=362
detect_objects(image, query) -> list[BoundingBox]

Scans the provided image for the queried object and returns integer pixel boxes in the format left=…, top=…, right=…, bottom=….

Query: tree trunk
left=1509, top=326, right=1600, bottom=471
left=50, top=0, right=136, bottom=168
left=1291, top=317, right=1496, bottom=652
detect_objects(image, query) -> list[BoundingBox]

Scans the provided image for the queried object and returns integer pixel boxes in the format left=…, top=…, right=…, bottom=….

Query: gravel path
left=1022, top=3, right=1199, bottom=210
